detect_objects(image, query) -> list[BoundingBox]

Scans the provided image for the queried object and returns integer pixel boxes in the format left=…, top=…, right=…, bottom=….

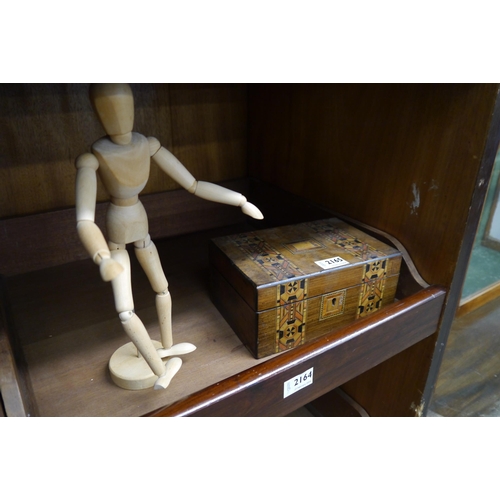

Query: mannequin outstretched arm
left=75, top=153, right=124, bottom=281
left=148, top=137, right=263, bottom=220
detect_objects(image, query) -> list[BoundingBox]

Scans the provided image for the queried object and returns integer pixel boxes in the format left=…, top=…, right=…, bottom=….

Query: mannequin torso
left=91, top=132, right=150, bottom=201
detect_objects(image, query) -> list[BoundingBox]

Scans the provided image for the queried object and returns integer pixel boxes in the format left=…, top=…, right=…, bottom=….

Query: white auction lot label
left=283, top=367, right=314, bottom=398
left=315, top=256, right=349, bottom=270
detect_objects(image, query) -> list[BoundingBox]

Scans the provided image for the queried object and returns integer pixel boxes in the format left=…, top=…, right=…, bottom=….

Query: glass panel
left=462, top=148, right=500, bottom=299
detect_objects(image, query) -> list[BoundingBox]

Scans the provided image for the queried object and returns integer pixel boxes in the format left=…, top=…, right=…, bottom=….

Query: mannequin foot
left=154, top=357, right=182, bottom=390
left=157, top=342, right=196, bottom=358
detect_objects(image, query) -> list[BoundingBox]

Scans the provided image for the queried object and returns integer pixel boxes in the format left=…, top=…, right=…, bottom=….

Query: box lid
left=210, top=218, right=402, bottom=312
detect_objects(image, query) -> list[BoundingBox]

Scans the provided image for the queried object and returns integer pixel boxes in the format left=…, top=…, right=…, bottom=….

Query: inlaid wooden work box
left=209, top=218, right=402, bottom=359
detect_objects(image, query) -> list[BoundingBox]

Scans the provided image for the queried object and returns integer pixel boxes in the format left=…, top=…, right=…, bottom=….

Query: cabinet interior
left=1, top=83, right=498, bottom=416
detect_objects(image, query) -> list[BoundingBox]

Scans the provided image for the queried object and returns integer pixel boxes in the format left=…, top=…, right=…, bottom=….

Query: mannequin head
left=90, top=83, right=134, bottom=144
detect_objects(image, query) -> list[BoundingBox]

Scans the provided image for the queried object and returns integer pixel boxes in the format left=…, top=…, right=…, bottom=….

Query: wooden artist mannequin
left=75, top=83, right=263, bottom=390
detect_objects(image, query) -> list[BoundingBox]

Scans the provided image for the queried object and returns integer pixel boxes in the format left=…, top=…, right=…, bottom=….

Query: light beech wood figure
left=75, top=83, right=263, bottom=390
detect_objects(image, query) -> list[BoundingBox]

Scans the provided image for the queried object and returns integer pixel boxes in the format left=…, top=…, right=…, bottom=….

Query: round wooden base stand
left=109, top=340, right=163, bottom=390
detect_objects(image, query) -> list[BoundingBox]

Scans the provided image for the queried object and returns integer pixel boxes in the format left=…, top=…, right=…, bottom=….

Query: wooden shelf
left=2, top=224, right=263, bottom=417
left=149, top=284, right=445, bottom=417
left=0, top=185, right=445, bottom=417
left=2, top=84, right=499, bottom=417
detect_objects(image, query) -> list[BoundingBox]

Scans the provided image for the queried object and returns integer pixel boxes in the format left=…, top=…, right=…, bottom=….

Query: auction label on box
left=283, top=367, right=314, bottom=398
left=315, top=256, right=349, bottom=270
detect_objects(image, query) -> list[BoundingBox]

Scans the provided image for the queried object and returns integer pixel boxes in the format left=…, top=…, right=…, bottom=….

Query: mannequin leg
left=110, top=246, right=165, bottom=377
left=134, top=235, right=173, bottom=349
left=155, top=292, right=173, bottom=349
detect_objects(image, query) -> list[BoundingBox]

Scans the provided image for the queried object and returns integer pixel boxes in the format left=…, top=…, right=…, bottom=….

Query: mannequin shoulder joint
left=147, top=136, right=162, bottom=157
left=76, top=152, right=99, bottom=170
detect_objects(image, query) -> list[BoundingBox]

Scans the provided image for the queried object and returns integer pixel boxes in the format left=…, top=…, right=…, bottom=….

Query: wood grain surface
left=0, top=83, right=247, bottom=218
left=148, top=285, right=446, bottom=417
left=247, top=83, right=498, bottom=288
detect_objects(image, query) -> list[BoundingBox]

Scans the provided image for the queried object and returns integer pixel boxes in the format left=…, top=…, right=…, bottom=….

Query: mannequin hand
left=99, top=257, right=124, bottom=282
left=241, top=201, right=264, bottom=220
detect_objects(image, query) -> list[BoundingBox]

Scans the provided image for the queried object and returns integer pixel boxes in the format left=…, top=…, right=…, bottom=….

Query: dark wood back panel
left=247, top=83, right=499, bottom=288
left=0, top=83, right=247, bottom=218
